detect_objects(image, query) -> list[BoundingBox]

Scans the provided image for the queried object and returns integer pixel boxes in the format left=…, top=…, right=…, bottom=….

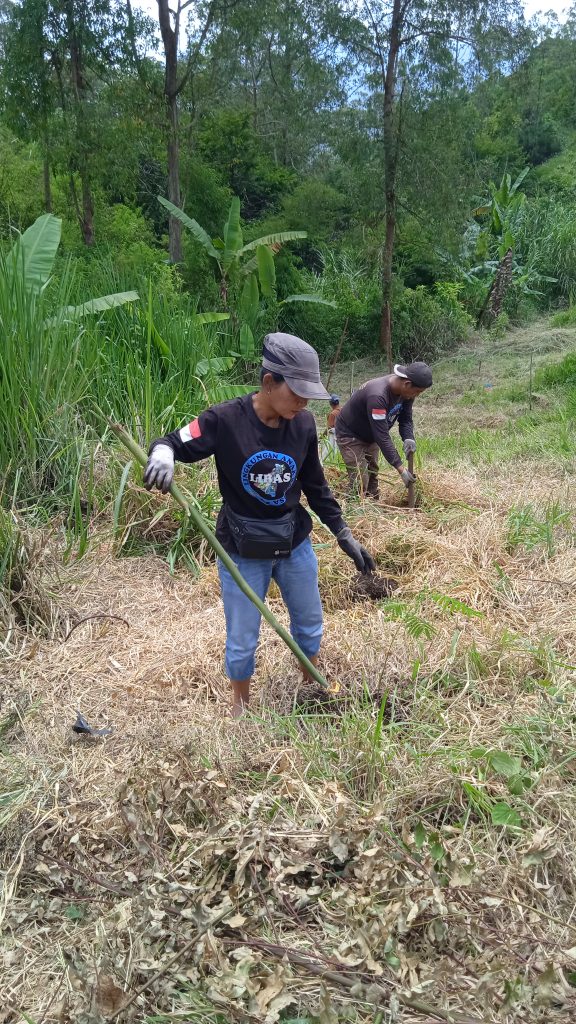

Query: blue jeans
left=217, top=537, right=323, bottom=681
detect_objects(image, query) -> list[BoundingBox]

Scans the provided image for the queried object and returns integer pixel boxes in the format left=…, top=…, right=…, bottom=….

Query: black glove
left=144, top=444, right=175, bottom=494
left=336, top=527, right=376, bottom=575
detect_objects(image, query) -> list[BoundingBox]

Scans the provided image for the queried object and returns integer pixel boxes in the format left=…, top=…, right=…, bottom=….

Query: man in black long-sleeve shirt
left=336, top=362, right=433, bottom=499
left=144, top=333, right=374, bottom=717
left=147, top=392, right=348, bottom=553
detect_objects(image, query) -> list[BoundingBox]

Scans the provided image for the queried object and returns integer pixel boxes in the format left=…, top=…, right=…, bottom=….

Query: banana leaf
left=6, top=213, right=61, bottom=295
left=158, top=196, right=220, bottom=260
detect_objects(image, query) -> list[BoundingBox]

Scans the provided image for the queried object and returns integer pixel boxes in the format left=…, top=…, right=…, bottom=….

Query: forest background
left=2, top=0, right=576, bottom=521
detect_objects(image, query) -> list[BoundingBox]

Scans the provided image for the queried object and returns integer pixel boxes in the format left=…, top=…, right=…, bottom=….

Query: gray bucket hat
left=262, top=332, right=330, bottom=400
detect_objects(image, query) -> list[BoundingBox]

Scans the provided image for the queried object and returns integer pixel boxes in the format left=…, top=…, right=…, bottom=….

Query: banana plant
left=159, top=194, right=335, bottom=359
left=5, top=213, right=138, bottom=319
left=471, top=169, right=534, bottom=327
left=473, top=168, right=529, bottom=261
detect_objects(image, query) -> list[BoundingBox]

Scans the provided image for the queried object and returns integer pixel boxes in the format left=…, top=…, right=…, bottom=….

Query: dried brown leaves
left=2, top=462, right=576, bottom=1023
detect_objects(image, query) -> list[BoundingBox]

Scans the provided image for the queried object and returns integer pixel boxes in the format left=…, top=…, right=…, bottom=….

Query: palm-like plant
left=471, top=169, right=534, bottom=326
left=159, top=195, right=334, bottom=359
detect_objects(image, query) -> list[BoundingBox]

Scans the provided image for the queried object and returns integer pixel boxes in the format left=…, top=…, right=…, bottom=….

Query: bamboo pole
left=109, top=422, right=338, bottom=694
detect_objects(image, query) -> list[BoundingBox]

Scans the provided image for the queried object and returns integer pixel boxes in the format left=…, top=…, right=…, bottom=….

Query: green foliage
left=280, top=295, right=348, bottom=359
left=506, top=502, right=572, bottom=558
left=381, top=587, right=484, bottom=644
left=96, top=203, right=157, bottom=249
left=534, top=141, right=576, bottom=194
left=280, top=245, right=380, bottom=358
left=256, top=179, right=351, bottom=247
left=393, top=283, right=472, bottom=363
left=490, top=802, right=522, bottom=829
left=486, top=749, right=533, bottom=796
left=472, top=106, right=525, bottom=170
left=519, top=113, right=561, bottom=166
left=282, top=255, right=470, bottom=362
left=0, top=215, right=139, bottom=502
left=395, top=217, right=447, bottom=289
left=158, top=193, right=332, bottom=352
left=159, top=194, right=306, bottom=308
left=473, top=168, right=529, bottom=260
left=197, top=109, right=294, bottom=218
left=534, top=351, right=576, bottom=386
left=6, top=212, right=61, bottom=292
left=516, top=196, right=576, bottom=300
left=550, top=307, right=576, bottom=328
left=0, top=508, right=26, bottom=636
left=0, top=213, right=251, bottom=506
left=428, top=591, right=484, bottom=619
left=383, top=599, right=437, bottom=640
left=0, top=131, right=45, bottom=234
left=179, top=160, right=232, bottom=237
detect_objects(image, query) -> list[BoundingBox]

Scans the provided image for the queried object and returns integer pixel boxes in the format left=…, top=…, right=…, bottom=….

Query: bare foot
left=231, top=701, right=247, bottom=719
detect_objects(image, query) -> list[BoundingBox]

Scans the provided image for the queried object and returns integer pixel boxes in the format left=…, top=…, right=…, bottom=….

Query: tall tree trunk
left=477, top=248, right=513, bottom=327
left=251, top=69, right=258, bottom=131
left=128, top=0, right=215, bottom=263
left=80, top=165, right=95, bottom=245
left=42, top=153, right=52, bottom=213
left=68, top=5, right=95, bottom=246
left=166, top=93, right=182, bottom=262
left=380, top=0, right=403, bottom=370
left=158, top=0, right=182, bottom=263
left=67, top=167, right=93, bottom=245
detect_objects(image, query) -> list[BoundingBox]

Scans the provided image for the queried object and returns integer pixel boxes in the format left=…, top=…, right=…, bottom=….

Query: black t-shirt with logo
left=336, top=376, right=414, bottom=469
left=151, top=393, right=346, bottom=554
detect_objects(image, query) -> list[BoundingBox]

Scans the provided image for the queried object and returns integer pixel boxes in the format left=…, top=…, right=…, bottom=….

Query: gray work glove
left=400, top=468, right=416, bottom=488
left=144, top=444, right=175, bottom=494
left=336, top=527, right=376, bottom=575
left=403, top=438, right=416, bottom=455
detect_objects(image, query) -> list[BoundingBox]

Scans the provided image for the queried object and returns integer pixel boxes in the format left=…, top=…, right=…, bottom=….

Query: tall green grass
left=534, top=351, right=576, bottom=388
left=420, top=407, right=576, bottom=465
left=0, top=256, right=247, bottom=513
left=518, top=196, right=576, bottom=299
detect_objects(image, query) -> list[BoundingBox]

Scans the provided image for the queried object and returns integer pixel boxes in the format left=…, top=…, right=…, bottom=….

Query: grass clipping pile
left=2, top=468, right=576, bottom=1024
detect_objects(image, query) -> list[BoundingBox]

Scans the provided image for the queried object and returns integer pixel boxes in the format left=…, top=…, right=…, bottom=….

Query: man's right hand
left=144, top=444, right=175, bottom=494
left=399, top=467, right=416, bottom=488
left=336, top=527, right=376, bottom=575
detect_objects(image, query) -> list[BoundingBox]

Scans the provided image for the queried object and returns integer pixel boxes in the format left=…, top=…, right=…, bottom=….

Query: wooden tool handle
left=407, top=451, right=416, bottom=509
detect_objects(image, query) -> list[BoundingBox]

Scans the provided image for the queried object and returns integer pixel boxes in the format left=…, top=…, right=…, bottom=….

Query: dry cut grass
left=2, top=395, right=576, bottom=1022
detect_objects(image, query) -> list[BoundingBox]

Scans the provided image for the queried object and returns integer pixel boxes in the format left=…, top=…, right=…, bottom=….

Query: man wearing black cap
left=144, top=332, right=375, bottom=717
left=335, top=362, right=433, bottom=499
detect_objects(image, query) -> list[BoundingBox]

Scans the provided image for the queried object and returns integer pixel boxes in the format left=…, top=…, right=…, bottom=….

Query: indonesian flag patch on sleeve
left=179, top=418, right=202, bottom=443
left=371, top=408, right=387, bottom=420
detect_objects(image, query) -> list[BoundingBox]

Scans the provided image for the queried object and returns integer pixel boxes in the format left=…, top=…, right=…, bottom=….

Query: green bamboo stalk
left=109, top=421, right=337, bottom=693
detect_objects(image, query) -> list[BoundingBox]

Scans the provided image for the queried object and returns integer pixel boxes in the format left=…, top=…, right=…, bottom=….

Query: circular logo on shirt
left=241, top=450, right=297, bottom=506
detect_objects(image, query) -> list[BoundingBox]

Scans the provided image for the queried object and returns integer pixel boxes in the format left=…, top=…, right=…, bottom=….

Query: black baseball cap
left=394, top=361, right=433, bottom=388
left=262, top=332, right=330, bottom=400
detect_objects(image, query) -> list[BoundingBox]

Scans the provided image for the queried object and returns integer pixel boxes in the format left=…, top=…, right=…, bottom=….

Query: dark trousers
left=336, top=431, right=380, bottom=497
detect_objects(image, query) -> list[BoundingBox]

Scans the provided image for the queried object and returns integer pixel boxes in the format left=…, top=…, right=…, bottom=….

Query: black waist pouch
left=225, top=505, right=295, bottom=559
